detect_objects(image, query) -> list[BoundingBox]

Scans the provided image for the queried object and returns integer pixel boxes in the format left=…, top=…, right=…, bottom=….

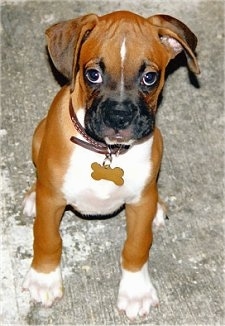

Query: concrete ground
left=1, top=0, right=224, bottom=325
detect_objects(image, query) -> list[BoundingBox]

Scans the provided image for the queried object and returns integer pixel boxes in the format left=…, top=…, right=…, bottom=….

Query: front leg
left=117, top=185, right=159, bottom=319
left=23, top=182, right=66, bottom=306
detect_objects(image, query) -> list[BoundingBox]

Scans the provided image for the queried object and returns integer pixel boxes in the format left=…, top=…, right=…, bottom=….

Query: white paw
left=117, top=263, right=159, bottom=320
left=23, top=191, right=36, bottom=217
left=153, top=202, right=166, bottom=230
left=23, top=267, right=63, bottom=307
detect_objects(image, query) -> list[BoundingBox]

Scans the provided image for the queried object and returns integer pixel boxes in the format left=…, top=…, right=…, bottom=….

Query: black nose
left=102, top=99, right=136, bottom=130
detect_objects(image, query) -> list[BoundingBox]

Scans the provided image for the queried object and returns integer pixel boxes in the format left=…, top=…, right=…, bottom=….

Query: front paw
left=23, top=266, right=63, bottom=306
left=117, top=263, right=159, bottom=320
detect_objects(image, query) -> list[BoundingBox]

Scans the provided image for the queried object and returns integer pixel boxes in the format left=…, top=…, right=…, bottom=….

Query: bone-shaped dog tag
left=91, top=162, right=124, bottom=186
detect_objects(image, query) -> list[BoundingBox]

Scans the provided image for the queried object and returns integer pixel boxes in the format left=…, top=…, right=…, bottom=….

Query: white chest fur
left=62, top=136, right=153, bottom=215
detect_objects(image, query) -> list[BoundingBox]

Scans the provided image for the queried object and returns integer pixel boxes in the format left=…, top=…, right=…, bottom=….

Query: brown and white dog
left=23, top=11, right=199, bottom=319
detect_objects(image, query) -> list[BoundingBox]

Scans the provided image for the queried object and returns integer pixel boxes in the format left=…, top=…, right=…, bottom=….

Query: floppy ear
left=45, top=14, right=98, bottom=86
left=148, top=15, right=200, bottom=74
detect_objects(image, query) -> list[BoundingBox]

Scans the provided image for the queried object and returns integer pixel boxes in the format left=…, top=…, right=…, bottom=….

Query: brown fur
left=24, top=10, right=199, bottom=294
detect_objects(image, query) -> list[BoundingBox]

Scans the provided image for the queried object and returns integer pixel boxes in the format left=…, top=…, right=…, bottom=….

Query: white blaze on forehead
left=120, top=38, right=126, bottom=95
left=120, top=38, right=126, bottom=64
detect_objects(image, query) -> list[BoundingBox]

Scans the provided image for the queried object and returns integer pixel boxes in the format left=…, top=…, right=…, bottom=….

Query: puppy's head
left=46, top=11, right=200, bottom=146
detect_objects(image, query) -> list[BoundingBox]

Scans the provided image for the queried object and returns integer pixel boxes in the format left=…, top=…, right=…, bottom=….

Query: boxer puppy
left=23, top=11, right=199, bottom=319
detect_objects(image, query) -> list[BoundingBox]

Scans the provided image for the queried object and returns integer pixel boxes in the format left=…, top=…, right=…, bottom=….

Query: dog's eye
left=141, top=72, right=158, bottom=87
left=85, top=69, right=103, bottom=84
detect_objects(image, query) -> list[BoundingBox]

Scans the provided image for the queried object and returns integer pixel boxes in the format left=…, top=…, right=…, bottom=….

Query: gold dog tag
left=91, top=162, right=124, bottom=186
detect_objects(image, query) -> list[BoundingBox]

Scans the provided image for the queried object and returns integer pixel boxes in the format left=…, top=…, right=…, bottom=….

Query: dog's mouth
left=107, top=143, right=131, bottom=152
left=84, top=98, right=155, bottom=147
left=70, top=99, right=132, bottom=155
left=103, top=128, right=135, bottom=146
left=85, top=125, right=135, bottom=147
